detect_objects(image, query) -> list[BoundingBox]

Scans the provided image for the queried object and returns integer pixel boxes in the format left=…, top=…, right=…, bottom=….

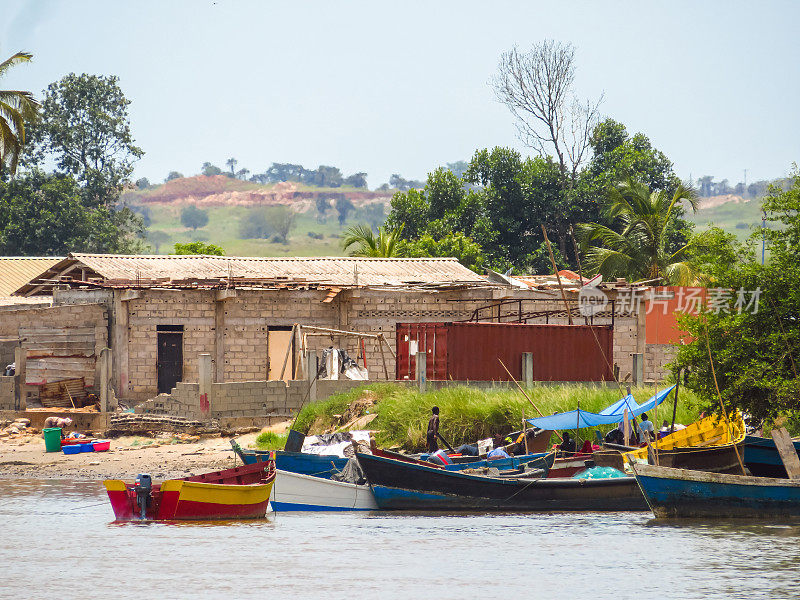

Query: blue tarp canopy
left=525, top=385, right=676, bottom=431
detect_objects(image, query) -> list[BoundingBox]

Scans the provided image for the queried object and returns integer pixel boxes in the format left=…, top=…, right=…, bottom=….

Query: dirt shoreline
left=0, top=432, right=262, bottom=480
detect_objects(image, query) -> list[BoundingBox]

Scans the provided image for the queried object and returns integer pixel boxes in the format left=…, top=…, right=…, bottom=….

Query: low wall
left=134, top=378, right=367, bottom=420
left=0, top=409, right=109, bottom=433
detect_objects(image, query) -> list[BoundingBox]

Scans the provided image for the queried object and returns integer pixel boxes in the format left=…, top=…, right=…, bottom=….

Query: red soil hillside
left=124, top=176, right=392, bottom=208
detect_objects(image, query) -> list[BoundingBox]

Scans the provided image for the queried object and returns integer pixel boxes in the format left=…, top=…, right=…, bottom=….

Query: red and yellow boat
left=104, top=459, right=276, bottom=521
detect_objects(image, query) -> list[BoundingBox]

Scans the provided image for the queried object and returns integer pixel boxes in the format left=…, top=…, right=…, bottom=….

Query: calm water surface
left=2, top=479, right=799, bottom=600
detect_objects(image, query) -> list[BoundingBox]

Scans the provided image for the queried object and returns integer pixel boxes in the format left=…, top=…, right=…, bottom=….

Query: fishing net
left=571, top=466, right=627, bottom=479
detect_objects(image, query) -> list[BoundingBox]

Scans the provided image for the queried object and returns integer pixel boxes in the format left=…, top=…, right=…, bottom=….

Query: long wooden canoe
left=632, top=463, right=800, bottom=518
left=743, top=435, right=800, bottom=478
left=623, top=413, right=746, bottom=474
left=270, top=469, right=377, bottom=512
left=356, top=451, right=647, bottom=511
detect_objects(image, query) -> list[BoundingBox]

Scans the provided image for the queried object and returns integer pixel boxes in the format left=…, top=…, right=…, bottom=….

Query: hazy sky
left=2, top=1, right=798, bottom=188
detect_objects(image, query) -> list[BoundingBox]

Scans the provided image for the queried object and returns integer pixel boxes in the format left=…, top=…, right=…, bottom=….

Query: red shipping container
left=396, top=322, right=613, bottom=382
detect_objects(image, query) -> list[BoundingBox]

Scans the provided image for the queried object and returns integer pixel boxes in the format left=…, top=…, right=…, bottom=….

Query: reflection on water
left=1, top=479, right=798, bottom=599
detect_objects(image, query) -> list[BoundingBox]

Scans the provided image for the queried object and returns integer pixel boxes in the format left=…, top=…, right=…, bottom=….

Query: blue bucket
left=62, top=445, right=82, bottom=455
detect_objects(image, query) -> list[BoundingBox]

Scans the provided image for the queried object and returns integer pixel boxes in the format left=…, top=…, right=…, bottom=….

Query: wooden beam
left=771, top=427, right=800, bottom=480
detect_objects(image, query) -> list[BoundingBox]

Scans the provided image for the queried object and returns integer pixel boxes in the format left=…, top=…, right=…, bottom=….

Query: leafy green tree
left=0, top=51, right=39, bottom=176
left=26, top=73, right=143, bottom=207
left=135, top=177, right=150, bottom=190
left=673, top=173, right=800, bottom=425
left=180, top=204, right=209, bottom=230
left=172, top=241, right=225, bottom=255
left=315, top=196, right=330, bottom=222
left=577, top=179, right=698, bottom=283
left=165, top=171, right=183, bottom=182
left=343, top=172, right=368, bottom=188
left=335, top=196, right=354, bottom=225
left=585, top=119, right=678, bottom=194
left=146, top=230, right=171, bottom=253
left=240, top=206, right=295, bottom=243
left=385, top=188, right=429, bottom=239
left=405, top=232, right=485, bottom=271
left=342, top=224, right=405, bottom=257
left=0, top=171, right=143, bottom=254
left=201, top=162, right=223, bottom=176
left=269, top=206, right=296, bottom=243
left=239, top=207, right=274, bottom=239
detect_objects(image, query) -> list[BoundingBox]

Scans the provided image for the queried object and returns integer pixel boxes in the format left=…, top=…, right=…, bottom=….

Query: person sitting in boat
left=559, top=432, right=576, bottom=454
left=487, top=445, right=511, bottom=460
left=638, top=413, right=655, bottom=444
left=426, top=406, right=440, bottom=453
left=605, top=427, right=625, bottom=445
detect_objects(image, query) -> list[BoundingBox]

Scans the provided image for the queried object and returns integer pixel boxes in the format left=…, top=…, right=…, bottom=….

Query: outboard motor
left=134, top=473, right=152, bottom=520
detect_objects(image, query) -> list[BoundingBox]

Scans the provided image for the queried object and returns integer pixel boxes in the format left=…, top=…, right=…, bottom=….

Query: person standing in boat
left=426, top=406, right=440, bottom=453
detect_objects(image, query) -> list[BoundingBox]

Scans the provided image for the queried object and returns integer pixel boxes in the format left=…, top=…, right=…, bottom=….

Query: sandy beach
left=0, top=431, right=263, bottom=480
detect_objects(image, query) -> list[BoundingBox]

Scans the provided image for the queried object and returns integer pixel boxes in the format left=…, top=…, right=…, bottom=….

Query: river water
left=2, top=479, right=799, bottom=600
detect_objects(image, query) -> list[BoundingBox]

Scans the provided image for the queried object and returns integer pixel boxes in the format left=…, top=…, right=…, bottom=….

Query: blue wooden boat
left=744, top=435, right=800, bottom=478
left=233, top=441, right=548, bottom=478
left=631, top=463, right=800, bottom=518
left=231, top=442, right=348, bottom=479
left=356, top=451, right=647, bottom=511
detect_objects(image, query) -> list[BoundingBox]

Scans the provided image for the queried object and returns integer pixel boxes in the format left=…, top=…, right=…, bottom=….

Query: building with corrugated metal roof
left=0, top=253, right=681, bottom=415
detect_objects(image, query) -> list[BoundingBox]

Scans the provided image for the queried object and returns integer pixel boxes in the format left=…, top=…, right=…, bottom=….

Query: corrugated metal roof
left=0, top=257, right=63, bottom=297
left=15, top=253, right=488, bottom=295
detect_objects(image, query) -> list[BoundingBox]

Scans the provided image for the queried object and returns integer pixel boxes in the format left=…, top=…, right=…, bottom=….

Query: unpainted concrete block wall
left=0, top=376, right=14, bottom=410
left=645, top=343, right=678, bottom=383
left=127, top=291, right=215, bottom=396
left=135, top=378, right=365, bottom=420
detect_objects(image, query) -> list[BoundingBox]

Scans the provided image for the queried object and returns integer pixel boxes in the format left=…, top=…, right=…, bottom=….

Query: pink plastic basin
left=93, top=440, right=111, bottom=452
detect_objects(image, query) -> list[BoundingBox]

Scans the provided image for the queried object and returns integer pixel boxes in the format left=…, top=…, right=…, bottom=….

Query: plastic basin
left=43, top=428, right=62, bottom=453
left=93, top=440, right=111, bottom=452
left=79, top=443, right=95, bottom=452
left=62, top=445, right=81, bottom=455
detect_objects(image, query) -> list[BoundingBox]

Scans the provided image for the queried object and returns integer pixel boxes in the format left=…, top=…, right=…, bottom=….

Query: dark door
left=157, top=329, right=183, bottom=393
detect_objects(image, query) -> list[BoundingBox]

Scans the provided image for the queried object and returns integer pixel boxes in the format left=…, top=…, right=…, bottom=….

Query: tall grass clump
left=292, top=383, right=703, bottom=452
left=254, top=430, right=289, bottom=450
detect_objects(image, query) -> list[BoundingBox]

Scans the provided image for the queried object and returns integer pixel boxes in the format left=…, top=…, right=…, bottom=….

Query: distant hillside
left=688, top=194, right=764, bottom=240
left=124, top=175, right=394, bottom=257
left=123, top=175, right=391, bottom=208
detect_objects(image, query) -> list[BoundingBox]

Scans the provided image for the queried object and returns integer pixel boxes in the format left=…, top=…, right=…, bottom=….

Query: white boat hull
left=269, top=469, right=378, bottom=512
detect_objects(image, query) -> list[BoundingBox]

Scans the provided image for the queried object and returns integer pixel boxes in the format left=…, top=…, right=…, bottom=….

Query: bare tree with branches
left=491, top=40, right=602, bottom=185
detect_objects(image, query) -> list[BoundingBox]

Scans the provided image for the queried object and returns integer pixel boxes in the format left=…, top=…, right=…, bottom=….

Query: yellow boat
left=623, top=413, right=746, bottom=475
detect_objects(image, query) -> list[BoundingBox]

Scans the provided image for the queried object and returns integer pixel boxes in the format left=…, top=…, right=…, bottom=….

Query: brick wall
left=645, top=343, right=678, bottom=383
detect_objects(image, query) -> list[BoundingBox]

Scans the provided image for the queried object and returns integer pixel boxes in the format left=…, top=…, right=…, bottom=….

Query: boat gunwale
left=357, top=451, right=635, bottom=488
left=631, top=463, right=799, bottom=488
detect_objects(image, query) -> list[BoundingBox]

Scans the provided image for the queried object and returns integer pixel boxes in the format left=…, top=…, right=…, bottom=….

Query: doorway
left=268, top=326, right=294, bottom=381
left=157, top=325, right=183, bottom=393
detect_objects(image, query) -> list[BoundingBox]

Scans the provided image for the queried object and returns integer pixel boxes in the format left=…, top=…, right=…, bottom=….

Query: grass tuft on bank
left=254, top=431, right=289, bottom=450
left=292, top=383, right=703, bottom=451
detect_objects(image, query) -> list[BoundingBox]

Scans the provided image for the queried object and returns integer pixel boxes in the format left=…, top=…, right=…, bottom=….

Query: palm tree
left=342, top=224, right=405, bottom=257
left=577, top=179, right=699, bottom=284
left=0, top=52, right=39, bottom=176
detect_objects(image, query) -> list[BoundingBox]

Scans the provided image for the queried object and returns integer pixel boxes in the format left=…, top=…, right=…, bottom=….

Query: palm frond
left=0, top=52, right=33, bottom=78
left=664, top=261, right=696, bottom=286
